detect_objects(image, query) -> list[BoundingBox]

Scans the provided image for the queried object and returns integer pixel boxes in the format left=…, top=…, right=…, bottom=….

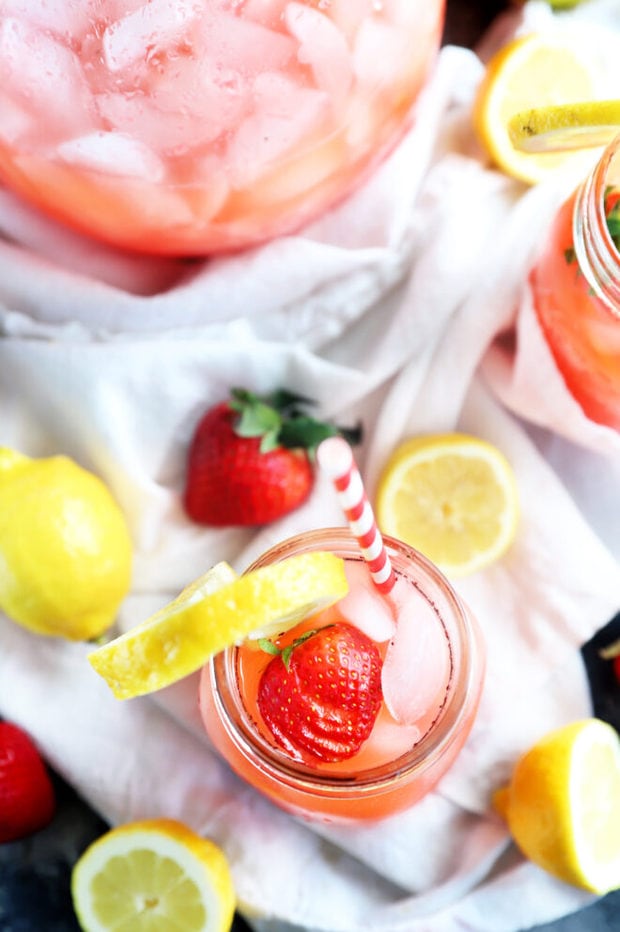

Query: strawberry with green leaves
left=257, top=623, right=383, bottom=763
left=0, top=721, right=55, bottom=843
left=184, top=388, right=360, bottom=527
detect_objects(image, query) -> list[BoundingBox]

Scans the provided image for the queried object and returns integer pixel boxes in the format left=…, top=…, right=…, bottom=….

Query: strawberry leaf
left=234, top=401, right=282, bottom=439
left=258, top=638, right=281, bottom=655
left=265, top=389, right=316, bottom=415
left=278, top=416, right=339, bottom=450
left=229, top=388, right=284, bottom=448
left=258, top=428, right=282, bottom=454
left=228, top=386, right=363, bottom=453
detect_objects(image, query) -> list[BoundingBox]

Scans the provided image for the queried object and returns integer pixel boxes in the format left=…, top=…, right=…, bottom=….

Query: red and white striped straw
left=317, top=436, right=396, bottom=595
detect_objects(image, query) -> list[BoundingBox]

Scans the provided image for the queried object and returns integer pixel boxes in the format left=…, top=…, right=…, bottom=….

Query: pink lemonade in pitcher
left=0, top=0, right=445, bottom=255
left=530, top=135, right=620, bottom=430
left=200, top=529, right=485, bottom=823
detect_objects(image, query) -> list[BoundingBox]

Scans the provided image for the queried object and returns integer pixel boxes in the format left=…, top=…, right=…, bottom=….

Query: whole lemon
left=0, top=448, right=132, bottom=640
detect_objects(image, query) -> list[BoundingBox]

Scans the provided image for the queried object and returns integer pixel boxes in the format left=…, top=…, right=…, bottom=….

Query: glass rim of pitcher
left=206, top=527, right=483, bottom=796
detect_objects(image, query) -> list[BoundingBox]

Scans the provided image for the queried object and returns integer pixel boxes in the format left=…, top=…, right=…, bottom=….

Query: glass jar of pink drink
left=530, top=134, right=620, bottom=430
left=0, top=0, right=445, bottom=256
left=200, top=528, right=485, bottom=824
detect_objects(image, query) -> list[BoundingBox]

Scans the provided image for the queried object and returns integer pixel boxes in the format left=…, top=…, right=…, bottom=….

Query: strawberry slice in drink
left=257, top=622, right=383, bottom=763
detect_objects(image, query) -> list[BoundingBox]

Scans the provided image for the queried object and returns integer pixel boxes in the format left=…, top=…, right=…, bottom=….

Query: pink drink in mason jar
left=200, top=529, right=485, bottom=823
left=0, top=0, right=445, bottom=255
left=530, top=135, right=620, bottom=429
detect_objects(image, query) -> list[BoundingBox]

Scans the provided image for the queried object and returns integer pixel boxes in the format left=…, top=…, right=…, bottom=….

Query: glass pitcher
left=0, top=0, right=445, bottom=255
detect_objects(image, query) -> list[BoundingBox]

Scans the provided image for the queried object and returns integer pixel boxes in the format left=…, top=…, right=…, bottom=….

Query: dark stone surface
left=442, top=0, right=508, bottom=48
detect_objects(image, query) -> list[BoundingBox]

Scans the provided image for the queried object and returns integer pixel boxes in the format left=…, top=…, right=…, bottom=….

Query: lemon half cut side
left=496, top=719, right=620, bottom=894
left=88, top=552, right=348, bottom=699
left=508, top=100, right=620, bottom=153
left=375, top=434, right=519, bottom=578
left=473, top=33, right=605, bottom=184
left=71, top=819, right=236, bottom=932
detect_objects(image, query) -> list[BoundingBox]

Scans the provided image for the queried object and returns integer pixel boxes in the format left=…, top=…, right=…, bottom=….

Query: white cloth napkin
left=1, top=3, right=620, bottom=931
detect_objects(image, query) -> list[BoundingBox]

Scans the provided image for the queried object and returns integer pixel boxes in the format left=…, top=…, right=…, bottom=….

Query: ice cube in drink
left=0, top=0, right=445, bottom=255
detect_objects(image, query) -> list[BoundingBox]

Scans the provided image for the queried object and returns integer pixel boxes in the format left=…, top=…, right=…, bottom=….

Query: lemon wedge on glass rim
left=493, top=719, right=620, bottom=895
left=507, top=99, right=620, bottom=153
left=71, top=818, right=235, bottom=932
left=88, top=552, right=348, bottom=700
left=473, top=32, right=607, bottom=184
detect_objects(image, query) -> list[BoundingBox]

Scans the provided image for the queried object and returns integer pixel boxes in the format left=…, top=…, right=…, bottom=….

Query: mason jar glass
left=530, top=133, right=620, bottom=429
left=200, top=528, right=485, bottom=824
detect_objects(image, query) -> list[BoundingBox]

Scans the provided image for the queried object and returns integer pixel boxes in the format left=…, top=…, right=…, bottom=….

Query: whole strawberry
left=257, top=623, right=383, bottom=763
left=0, top=721, right=55, bottom=843
left=184, top=388, right=360, bottom=527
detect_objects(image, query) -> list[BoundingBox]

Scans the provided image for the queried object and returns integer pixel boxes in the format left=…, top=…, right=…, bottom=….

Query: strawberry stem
left=258, top=628, right=327, bottom=670
left=228, top=387, right=362, bottom=454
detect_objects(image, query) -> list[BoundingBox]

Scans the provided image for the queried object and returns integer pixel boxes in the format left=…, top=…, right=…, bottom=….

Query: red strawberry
left=184, top=388, right=360, bottom=527
left=0, top=721, right=55, bottom=843
left=257, top=623, right=383, bottom=763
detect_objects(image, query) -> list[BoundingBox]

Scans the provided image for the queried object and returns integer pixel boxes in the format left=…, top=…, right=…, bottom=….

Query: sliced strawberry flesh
left=257, top=622, right=383, bottom=763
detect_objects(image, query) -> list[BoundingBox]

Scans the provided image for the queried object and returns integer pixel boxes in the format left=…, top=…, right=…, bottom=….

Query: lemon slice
left=507, top=100, right=620, bottom=153
left=375, top=434, right=519, bottom=578
left=71, top=819, right=235, bottom=932
left=473, top=33, right=604, bottom=184
left=494, top=719, right=620, bottom=894
left=88, top=552, right=348, bottom=699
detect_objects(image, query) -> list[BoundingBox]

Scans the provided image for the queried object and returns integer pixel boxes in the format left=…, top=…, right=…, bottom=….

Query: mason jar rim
left=573, top=133, right=620, bottom=318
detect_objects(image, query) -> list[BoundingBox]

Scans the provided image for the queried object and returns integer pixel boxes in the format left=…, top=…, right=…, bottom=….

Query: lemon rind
left=88, top=552, right=348, bottom=699
left=508, top=100, right=620, bottom=153
left=71, top=819, right=235, bottom=932
left=568, top=721, right=620, bottom=893
left=473, top=33, right=603, bottom=184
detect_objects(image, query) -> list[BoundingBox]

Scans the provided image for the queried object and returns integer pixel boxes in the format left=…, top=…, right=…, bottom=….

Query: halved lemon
left=508, top=99, right=620, bottom=153
left=473, top=33, right=605, bottom=184
left=375, top=434, right=519, bottom=578
left=88, top=553, right=348, bottom=699
left=71, top=819, right=235, bottom=932
left=494, top=719, right=620, bottom=894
